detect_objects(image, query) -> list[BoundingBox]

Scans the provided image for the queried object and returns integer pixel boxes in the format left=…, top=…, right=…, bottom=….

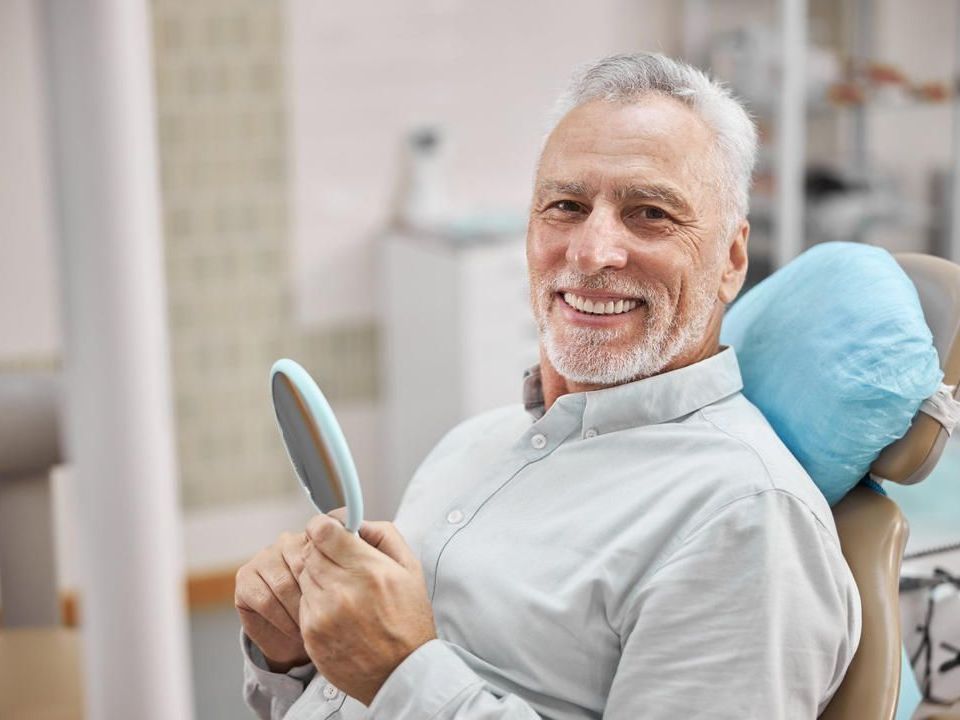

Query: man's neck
left=539, top=338, right=722, bottom=412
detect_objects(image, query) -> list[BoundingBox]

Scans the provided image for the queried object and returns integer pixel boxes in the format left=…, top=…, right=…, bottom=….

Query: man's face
left=527, top=96, right=744, bottom=385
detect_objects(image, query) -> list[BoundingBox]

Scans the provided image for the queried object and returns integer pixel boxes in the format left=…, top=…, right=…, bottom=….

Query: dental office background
left=1, top=1, right=959, bottom=718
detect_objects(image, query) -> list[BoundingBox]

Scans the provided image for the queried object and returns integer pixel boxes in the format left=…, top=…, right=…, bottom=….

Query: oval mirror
left=269, top=358, right=363, bottom=533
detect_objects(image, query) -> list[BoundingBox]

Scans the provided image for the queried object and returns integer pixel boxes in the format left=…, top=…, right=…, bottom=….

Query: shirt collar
left=522, top=346, right=743, bottom=433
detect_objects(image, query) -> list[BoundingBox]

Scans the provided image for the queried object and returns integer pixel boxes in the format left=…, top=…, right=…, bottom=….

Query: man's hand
left=298, top=513, right=438, bottom=706
left=234, top=529, right=311, bottom=673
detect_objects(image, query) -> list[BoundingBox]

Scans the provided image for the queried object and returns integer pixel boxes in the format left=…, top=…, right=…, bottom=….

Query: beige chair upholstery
left=820, top=487, right=909, bottom=720
left=820, top=253, right=960, bottom=720
left=872, top=254, right=960, bottom=485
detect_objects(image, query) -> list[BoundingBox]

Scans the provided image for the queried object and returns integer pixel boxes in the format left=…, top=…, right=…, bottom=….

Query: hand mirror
left=270, top=358, right=363, bottom=533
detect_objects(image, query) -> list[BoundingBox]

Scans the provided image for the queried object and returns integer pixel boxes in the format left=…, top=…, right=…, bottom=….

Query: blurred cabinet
left=684, top=0, right=960, bottom=277
left=379, top=231, right=538, bottom=512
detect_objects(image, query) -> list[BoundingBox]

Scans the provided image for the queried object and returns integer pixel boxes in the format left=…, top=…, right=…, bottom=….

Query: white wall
left=4, top=0, right=953, bottom=355
left=0, top=0, right=61, bottom=361
left=285, top=0, right=679, bottom=326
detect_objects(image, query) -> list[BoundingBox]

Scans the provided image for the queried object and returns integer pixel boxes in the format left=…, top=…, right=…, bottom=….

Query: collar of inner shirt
left=521, top=346, right=743, bottom=435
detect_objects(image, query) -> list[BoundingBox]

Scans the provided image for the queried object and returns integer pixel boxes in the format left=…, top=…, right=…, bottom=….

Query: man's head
left=527, top=53, right=758, bottom=387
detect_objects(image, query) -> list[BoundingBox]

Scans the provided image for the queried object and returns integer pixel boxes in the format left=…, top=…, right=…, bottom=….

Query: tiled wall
left=152, top=0, right=377, bottom=509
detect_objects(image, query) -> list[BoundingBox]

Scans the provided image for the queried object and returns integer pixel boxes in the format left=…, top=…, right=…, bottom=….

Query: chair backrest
left=821, top=253, right=960, bottom=720
left=871, top=254, right=960, bottom=485
left=819, top=486, right=908, bottom=720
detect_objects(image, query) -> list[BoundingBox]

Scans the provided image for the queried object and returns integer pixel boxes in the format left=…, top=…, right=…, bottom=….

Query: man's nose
left=565, top=208, right=629, bottom=275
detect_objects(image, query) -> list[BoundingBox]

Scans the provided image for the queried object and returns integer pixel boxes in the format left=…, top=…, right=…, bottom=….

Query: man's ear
left=718, top=220, right=749, bottom=305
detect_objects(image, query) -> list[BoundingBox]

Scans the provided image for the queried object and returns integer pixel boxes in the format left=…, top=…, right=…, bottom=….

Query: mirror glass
left=270, top=359, right=363, bottom=532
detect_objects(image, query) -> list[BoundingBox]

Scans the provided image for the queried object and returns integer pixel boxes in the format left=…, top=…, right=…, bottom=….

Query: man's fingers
left=256, top=533, right=308, bottom=628
left=297, top=563, right=327, bottom=630
left=326, top=506, right=348, bottom=525
left=301, top=537, right=340, bottom=587
left=280, top=532, right=308, bottom=583
left=306, top=513, right=419, bottom=575
left=237, top=569, right=301, bottom=640
left=257, top=564, right=302, bottom=632
left=236, top=604, right=284, bottom=646
left=306, top=513, right=364, bottom=569
left=358, top=521, right=418, bottom=571
left=298, top=560, right=322, bottom=597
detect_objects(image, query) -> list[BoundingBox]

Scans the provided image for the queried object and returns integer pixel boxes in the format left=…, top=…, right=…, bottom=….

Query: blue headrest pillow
left=721, top=242, right=943, bottom=505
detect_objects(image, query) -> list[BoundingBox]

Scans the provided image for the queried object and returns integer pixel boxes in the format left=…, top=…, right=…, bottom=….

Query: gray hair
left=545, top=53, right=758, bottom=224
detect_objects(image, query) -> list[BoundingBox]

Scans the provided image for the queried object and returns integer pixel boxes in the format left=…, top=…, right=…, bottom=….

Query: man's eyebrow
left=535, top=179, right=594, bottom=198
left=614, top=184, right=693, bottom=215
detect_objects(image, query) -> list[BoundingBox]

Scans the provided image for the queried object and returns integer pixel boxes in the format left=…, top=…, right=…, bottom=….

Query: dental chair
left=820, top=253, right=960, bottom=720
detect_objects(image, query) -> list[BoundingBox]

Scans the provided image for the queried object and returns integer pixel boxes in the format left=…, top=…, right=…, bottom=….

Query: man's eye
left=636, top=206, right=669, bottom=220
left=550, top=200, right=584, bottom=214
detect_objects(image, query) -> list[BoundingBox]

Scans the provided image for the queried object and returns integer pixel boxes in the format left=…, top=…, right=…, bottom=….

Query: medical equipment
left=269, top=359, right=364, bottom=534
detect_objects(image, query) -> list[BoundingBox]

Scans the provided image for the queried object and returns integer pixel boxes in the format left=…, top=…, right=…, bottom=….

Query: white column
left=41, top=1, right=194, bottom=719
left=950, top=1, right=960, bottom=263
left=775, top=0, right=808, bottom=268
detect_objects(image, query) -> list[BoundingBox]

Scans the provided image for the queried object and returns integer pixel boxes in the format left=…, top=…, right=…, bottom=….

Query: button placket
left=419, top=452, right=539, bottom=602
left=421, top=396, right=584, bottom=603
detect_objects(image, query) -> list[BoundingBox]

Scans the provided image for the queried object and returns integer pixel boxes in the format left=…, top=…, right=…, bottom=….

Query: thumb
left=358, top=521, right=418, bottom=570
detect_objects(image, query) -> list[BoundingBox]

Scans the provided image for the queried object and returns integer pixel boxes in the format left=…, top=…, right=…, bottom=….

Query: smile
left=560, top=292, right=641, bottom=315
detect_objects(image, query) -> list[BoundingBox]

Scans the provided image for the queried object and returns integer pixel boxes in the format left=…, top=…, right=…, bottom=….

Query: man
left=236, top=53, right=861, bottom=719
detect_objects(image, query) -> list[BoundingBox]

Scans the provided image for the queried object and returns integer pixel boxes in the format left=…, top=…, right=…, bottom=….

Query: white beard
left=530, top=268, right=716, bottom=385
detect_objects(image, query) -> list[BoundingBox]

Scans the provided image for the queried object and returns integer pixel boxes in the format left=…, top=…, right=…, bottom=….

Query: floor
left=190, top=605, right=259, bottom=719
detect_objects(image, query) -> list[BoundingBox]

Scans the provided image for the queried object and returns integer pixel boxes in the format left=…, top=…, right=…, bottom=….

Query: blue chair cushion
left=721, top=241, right=943, bottom=505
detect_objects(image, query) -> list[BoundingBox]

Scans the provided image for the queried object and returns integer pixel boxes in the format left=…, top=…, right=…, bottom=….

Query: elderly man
left=236, top=53, right=861, bottom=719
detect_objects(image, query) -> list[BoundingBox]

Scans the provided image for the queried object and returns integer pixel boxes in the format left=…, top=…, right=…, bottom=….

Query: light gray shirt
left=242, top=347, right=861, bottom=719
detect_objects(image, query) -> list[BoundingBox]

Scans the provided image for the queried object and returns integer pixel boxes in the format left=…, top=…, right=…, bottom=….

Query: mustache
left=537, top=269, right=659, bottom=303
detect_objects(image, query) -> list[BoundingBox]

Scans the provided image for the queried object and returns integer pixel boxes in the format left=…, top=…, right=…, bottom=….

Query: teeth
left=562, top=292, right=639, bottom=315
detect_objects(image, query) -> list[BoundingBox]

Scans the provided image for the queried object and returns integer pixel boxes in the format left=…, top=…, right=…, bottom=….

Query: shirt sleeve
left=602, top=488, right=861, bottom=719
left=366, top=639, right=545, bottom=718
left=243, top=489, right=860, bottom=720
left=240, top=631, right=317, bottom=720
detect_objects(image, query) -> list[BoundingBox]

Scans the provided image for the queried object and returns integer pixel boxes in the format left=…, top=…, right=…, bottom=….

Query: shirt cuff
left=240, top=630, right=316, bottom=691
left=367, top=639, right=484, bottom=719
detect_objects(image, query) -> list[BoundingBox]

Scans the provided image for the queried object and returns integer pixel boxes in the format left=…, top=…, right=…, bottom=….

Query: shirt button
left=446, top=509, right=464, bottom=524
left=322, top=684, right=339, bottom=700
left=584, top=428, right=598, bottom=438
left=530, top=433, right=547, bottom=449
